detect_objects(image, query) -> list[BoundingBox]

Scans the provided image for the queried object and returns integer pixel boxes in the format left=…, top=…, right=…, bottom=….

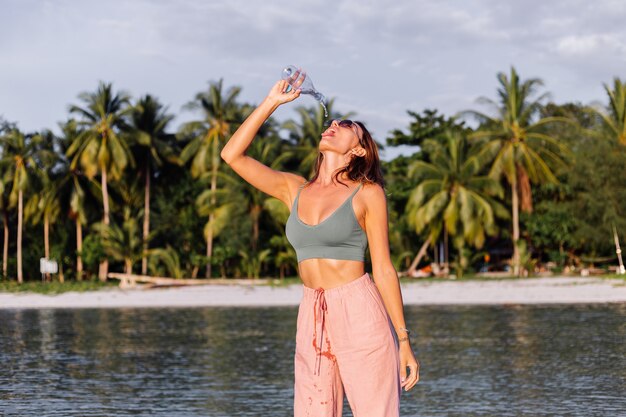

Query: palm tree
left=93, top=207, right=143, bottom=275
left=129, top=95, right=178, bottom=275
left=384, top=110, right=472, bottom=275
left=68, top=176, right=89, bottom=280
left=179, top=79, right=243, bottom=278
left=594, top=77, right=626, bottom=145
left=149, top=246, right=184, bottom=278
left=0, top=120, right=11, bottom=278
left=56, top=120, right=95, bottom=280
left=406, top=130, right=507, bottom=277
left=67, top=82, right=134, bottom=281
left=197, top=135, right=292, bottom=278
left=0, top=129, right=42, bottom=283
left=25, top=172, right=58, bottom=281
left=238, top=248, right=272, bottom=279
left=462, top=67, right=571, bottom=275
left=24, top=131, right=61, bottom=281
left=0, top=177, right=9, bottom=278
left=195, top=174, right=239, bottom=272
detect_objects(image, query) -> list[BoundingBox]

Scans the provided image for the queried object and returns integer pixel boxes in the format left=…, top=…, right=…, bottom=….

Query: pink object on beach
left=294, top=272, right=401, bottom=416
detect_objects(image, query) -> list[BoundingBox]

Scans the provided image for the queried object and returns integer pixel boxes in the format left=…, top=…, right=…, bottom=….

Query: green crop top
left=285, top=183, right=368, bottom=262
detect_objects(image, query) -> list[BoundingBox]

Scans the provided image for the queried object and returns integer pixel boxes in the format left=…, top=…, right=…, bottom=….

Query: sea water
left=1, top=304, right=624, bottom=416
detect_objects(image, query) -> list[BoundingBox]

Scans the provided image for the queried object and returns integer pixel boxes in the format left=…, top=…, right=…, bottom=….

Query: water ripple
left=1, top=304, right=624, bottom=416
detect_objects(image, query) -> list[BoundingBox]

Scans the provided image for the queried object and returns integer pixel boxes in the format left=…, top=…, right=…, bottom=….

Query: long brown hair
left=307, top=121, right=384, bottom=188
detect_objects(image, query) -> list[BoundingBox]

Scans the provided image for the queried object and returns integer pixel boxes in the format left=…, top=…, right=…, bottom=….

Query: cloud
left=1, top=0, right=626, bottom=153
left=555, top=34, right=626, bottom=57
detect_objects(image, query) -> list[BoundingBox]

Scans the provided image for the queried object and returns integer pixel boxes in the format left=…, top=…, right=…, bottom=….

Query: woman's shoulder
left=357, top=181, right=387, bottom=206
left=360, top=181, right=385, bottom=196
left=354, top=182, right=388, bottom=223
left=284, top=172, right=307, bottom=188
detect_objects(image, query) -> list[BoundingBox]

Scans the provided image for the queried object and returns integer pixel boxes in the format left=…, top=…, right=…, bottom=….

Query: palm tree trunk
left=456, top=243, right=466, bottom=278
left=206, top=222, right=213, bottom=278
left=44, top=213, right=50, bottom=259
left=17, top=189, right=23, bottom=284
left=406, top=237, right=432, bottom=276
left=76, top=218, right=83, bottom=281
left=59, top=261, right=64, bottom=283
left=252, top=206, right=260, bottom=253
left=444, top=228, right=449, bottom=274
left=142, top=165, right=150, bottom=275
left=518, top=165, right=533, bottom=213
left=205, top=138, right=220, bottom=279
left=44, top=212, right=50, bottom=282
left=99, top=166, right=109, bottom=281
left=511, top=177, right=521, bottom=276
left=125, top=259, right=132, bottom=275
left=3, top=210, right=8, bottom=278
left=613, top=224, right=625, bottom=275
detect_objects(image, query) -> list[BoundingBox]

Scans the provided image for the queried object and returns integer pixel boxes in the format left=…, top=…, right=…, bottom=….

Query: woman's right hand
left=266, top=79, right=302, bottom=106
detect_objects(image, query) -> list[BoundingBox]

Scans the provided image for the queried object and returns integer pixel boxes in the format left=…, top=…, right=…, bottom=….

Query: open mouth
left=321, top=128, right=336, bottom=138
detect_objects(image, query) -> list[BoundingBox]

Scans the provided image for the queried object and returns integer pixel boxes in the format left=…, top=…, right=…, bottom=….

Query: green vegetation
left=0, top=68, right=625, bottom=285
left=0, top=277, right=118, bottom=294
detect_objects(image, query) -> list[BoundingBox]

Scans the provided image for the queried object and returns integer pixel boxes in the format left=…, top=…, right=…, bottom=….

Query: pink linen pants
left=294, top=273, right=401, bottom=417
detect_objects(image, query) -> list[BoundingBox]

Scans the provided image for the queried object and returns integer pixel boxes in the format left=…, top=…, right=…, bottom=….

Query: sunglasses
left=327, top=119, right=363, bottom=142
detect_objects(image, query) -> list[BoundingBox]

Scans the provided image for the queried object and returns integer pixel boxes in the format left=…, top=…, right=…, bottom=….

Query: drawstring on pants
left=313, top=288, right=327, bottom=376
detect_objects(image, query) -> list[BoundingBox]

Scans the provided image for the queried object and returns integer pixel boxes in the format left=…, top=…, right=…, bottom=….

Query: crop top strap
left=296, top=182, right=306, bottom=197
left=350, top=182, right=363, bottom=198
left=292, top=182, right=306, bottom=209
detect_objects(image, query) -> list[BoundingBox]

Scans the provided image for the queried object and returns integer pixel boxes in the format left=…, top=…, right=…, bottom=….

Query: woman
left=221, top=79, right=419, bottom=416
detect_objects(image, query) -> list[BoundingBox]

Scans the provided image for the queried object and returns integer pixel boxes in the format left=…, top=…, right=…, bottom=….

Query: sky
left=1, top=0, right=626, bottom=160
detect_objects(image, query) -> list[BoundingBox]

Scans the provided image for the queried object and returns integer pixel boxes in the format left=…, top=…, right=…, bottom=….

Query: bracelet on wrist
left=398, top=336, right=410, bottom=343
left=396, top=327, right=411, bottom=335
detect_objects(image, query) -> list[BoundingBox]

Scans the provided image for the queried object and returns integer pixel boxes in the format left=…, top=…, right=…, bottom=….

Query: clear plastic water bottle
left=281, top=65, right=328, bottom=117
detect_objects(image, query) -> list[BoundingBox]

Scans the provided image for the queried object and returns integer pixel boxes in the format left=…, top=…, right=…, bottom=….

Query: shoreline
left=1, top=276, right=625, bottom=310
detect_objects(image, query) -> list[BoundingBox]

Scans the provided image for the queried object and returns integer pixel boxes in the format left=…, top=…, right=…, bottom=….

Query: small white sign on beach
left=40, top=258, right=58, bottom=274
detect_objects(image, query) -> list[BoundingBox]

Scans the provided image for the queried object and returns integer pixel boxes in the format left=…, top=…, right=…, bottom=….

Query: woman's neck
left=315, top=151, right=352, bottom=186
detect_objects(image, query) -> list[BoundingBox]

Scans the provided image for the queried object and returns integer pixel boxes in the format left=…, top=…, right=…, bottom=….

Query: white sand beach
left=1, top=276, right=625, bottom=310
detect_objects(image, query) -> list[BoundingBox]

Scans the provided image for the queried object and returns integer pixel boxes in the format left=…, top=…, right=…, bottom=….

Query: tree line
left=1, top=67, right=624, bottom=282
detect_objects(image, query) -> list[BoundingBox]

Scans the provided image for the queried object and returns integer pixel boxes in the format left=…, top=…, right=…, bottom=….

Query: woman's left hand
left=399, top=342, right=420, bottom=391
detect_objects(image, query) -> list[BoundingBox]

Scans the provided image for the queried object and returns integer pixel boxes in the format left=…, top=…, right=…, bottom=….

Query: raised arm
left=221, top=80, right=306, bottom=207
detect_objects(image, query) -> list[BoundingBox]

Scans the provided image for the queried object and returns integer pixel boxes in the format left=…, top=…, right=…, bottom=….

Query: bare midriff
left=298, top=258, right=365, bottom=290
